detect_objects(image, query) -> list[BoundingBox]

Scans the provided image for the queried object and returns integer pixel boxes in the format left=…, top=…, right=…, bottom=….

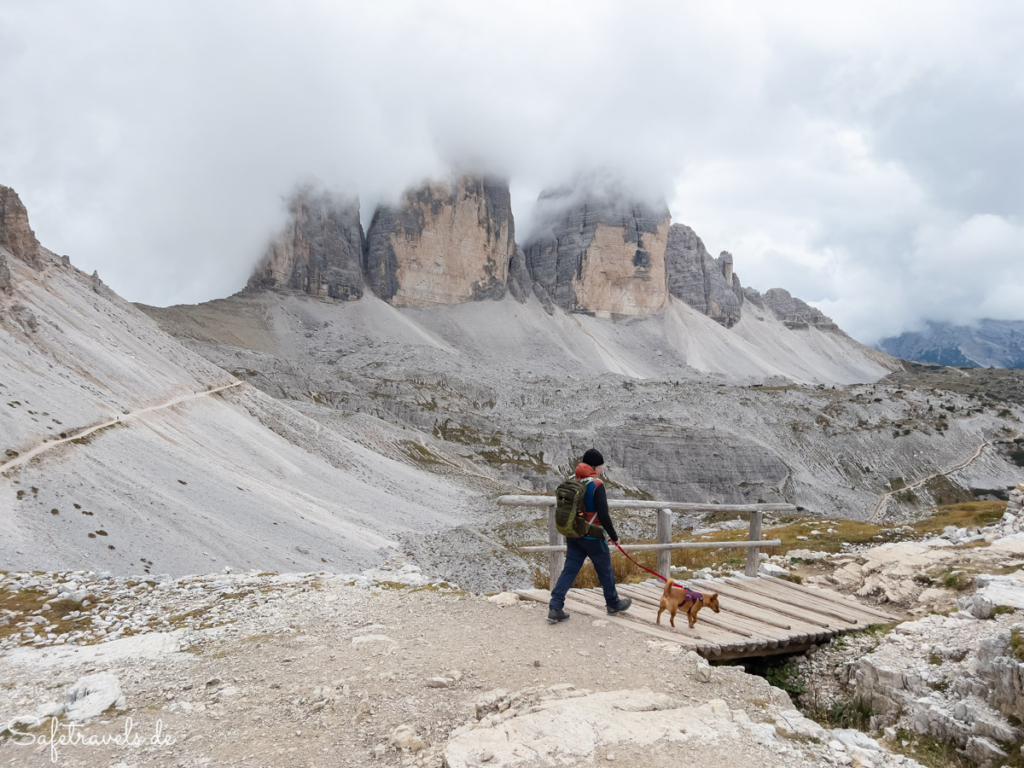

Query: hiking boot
left=607, top=597, right=632, bottom=615
left=547, top=608, right=570, bottom=624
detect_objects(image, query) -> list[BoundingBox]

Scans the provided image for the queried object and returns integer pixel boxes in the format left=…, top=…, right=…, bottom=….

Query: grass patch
left=890, top=728, right=972, bottom=768
left=807, top=695, right=873, bottom=730
left=1011, top=628, right=1024, bottom=663
left=910, top=501, right=1005, bottom=536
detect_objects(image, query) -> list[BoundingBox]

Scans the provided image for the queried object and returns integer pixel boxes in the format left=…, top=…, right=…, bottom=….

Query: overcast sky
left=2, top=1, right=1021, bottom=344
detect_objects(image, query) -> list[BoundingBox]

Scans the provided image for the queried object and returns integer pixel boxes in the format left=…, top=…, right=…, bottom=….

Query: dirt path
left=869, top=434, right=1013, bottom=522
left=0, top=381, right=242, bottom=476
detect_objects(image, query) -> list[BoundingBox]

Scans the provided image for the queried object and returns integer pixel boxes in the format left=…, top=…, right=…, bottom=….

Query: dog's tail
left=663, top=577, right=675, bottom=597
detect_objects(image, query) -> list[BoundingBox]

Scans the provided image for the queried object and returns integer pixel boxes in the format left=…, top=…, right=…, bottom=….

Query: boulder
left=444, top=688, right=739, bottom=768
left=664, top=224, right=742, bottom=327
left=64, top=673, right=126, bottom=721
left=248, top=187, right=364, bottom=301
left=390, top=724, right=427, bottom=752
left=759, top=562, right=789, bottom=578
left=976, top=629, right=1024, bottom=717
left=365, top=175, right=513, bottom=307
left=523, top=181, right=670, bottom=316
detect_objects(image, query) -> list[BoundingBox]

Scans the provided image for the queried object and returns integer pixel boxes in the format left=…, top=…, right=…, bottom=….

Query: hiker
left=548, top=448, right=632, bottom=623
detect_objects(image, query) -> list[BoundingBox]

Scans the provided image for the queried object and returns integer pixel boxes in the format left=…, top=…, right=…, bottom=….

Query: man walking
left=548, top=448, right=632, bottom=623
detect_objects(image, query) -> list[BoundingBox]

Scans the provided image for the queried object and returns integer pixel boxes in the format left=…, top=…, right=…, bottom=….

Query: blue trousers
left=549, top=537, right=620, bottom=610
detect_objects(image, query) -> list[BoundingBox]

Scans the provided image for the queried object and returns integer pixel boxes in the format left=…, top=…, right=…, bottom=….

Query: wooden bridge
left=499, top=495, right=899, bottom=660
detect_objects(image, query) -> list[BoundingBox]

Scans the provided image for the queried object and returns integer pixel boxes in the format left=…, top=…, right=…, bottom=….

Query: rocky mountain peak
left=0, top=185, right=41, bottom=268
left=760, top=288, right=839, bottom=331
left=664, top=224, right=743, bottom=327
left=523, top=183, right=671, bottom=316
left=247, top=187, right=364, bottom=301
left=363, top=175, right=513, bottom=307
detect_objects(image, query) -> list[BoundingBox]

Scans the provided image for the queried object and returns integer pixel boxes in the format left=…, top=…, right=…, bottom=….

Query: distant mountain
left=877, top=320, right=1024, bottom=368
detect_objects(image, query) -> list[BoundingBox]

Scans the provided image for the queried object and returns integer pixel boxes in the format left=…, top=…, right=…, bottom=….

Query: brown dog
left=656, top=579, right=720, bottom=628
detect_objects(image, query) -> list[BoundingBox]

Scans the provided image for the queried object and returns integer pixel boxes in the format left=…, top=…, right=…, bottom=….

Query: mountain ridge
left=878, top=319, right=1024, bottom=369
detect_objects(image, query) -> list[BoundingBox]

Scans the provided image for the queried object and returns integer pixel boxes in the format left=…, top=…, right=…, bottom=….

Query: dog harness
left=683, top=588, right=703, bottom=602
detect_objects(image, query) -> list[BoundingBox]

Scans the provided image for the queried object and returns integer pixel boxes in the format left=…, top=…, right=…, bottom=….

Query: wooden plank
left=624, top=584, right=800, bottom=649
left=615, top=585, right=764, bottom=643
left=545, top=592, right=716, bottom=654
left=728, top=578, right=866, bottom=625
left=577, top=587, right=756, bottom=653
left=748, top=576, right=899, bottom=623
left=622, top=584, right=762, bottom=640
left=689, top=579, right=837, bottom=640
left=622, top=585, right=798, bottom=651
left=689, top=579, right=835, bottom=628
left=717, top=641, right=813, bottom=662
left=566, top=588, right=736, bottom=655
left=724, top=578, right=865, bottom=625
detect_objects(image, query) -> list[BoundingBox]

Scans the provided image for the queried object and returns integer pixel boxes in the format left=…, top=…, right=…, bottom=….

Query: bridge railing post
left=656, top=508, right=672, bottom=580
left=548, top=504, right=563, bottom=588
left=745, top=509, right=763, bottom=577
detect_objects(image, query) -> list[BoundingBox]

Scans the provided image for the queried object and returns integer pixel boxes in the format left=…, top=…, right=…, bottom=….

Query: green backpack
left=554, top=477, right=604, bottom=539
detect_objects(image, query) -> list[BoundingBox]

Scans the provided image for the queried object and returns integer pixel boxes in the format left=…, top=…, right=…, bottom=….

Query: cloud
left=0, top=0, right=1021, bottom=342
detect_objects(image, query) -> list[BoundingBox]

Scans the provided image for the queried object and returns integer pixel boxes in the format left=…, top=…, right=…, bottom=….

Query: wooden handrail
left=519, top=539, right=782, bottom=553
left=503, top=494, right=789, bottom=581
left=497, top=495, right=796, bottom=513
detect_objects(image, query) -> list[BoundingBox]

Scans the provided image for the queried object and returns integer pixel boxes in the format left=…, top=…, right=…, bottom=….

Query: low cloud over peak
left=1, top=1, right=1021, bottom=343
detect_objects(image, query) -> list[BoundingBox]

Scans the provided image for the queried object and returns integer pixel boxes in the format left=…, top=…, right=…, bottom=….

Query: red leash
left=609, top=539, right=689, bottom=591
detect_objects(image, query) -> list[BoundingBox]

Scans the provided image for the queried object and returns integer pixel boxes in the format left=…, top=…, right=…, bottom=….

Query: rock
left=64, top=673, right=126, bottom=721
left=759, top=563, right=789, bottom=578
left=957, top=594, right=995, bottom=619
left=390, top=724, right=427, bottom=752
left=523, top=178, right=671, bottom=316
left=426, top=677, right=453, bottom=688
left=0, top=185, right=41, bottom=267
left=351, top=634, right=393, bottom=645
left=487, top=592, right=519, bottom=606
left=664, top=224, right=742, bottom=327
left=248, top=186, right=364, bottom=301
left=965, top=735, right=1007, bottom=766
left=445, top=688, right=730, bottom=768
left=832, top=562, right=865, bottom=590
left=774, top=709, right=826, bottom=741
left=365, top=175, right=512, bottom=306
left=830, top=729, right=882, bottom=752
left=787, top=549, right=829, bottom=562
left=762, top=288, right=840, bottom=331
left=506, top=246, right=532, bottom=304
left=693, top=665, right=713, bottom=683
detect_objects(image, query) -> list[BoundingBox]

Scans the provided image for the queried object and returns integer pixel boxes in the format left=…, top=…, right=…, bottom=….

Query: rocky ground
left=755, top=486, right=1024, bottom=767
left=2, top=563, right=927, bottom=768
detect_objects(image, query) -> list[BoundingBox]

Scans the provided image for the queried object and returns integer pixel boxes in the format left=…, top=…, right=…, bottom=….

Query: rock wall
left=762, top=288, right=839, bottom=331
left=524, top=190, right=670, bottom=316
left=364, top=176, right=513, bottom=307
left=665, top=224, right=743, bottom=327
left=0, top=185, right=41, bottom=268
left=248, top=188, right=364, bottom=301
